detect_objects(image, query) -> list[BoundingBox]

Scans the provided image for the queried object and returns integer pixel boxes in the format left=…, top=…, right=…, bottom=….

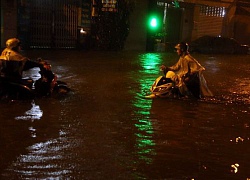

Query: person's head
left=6, top=38, right=21, bottom=52
left=175, top=42, right=189, bottom=56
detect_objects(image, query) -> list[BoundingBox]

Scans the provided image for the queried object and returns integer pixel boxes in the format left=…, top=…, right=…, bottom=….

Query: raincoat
left=0, top=48, right=29, bottom=79
left=0, top=48, right=44, bottom=80
left=168, top=53, right=213, bottom=98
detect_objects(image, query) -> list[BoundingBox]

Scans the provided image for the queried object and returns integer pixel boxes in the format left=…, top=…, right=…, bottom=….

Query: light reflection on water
left=15, top=101, right=43, bottom=121
left=1, top=99, right=75, bottom=179
left=1, top=51, right=250, bottom=179
left=129, top=53, right=163, bottom=164
left=3, top=135, right=74, bottom=179
left=13, top=101, right=43, bottom=138
left=129, top=52, right=250, bottom=179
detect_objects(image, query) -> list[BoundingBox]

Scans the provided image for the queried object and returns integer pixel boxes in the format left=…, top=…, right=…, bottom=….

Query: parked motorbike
left=0, top=59, right=70, bottom=100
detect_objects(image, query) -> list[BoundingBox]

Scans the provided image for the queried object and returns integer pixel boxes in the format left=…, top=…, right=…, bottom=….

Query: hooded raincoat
left=168, top=53, right=213, bottom=98
left=0, top=48, right=29, bottom=79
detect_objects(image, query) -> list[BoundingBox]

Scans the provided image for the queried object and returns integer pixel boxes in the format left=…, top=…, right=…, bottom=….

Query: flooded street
left=0, top=50, right=250, bottom=179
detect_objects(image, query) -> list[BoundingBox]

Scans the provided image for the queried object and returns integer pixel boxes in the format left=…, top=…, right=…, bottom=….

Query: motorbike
left=146, top=69, right=204, bottom=99
left=0, top=59, right=70, bottom=100
left=145, top=71, right=181, bottom=99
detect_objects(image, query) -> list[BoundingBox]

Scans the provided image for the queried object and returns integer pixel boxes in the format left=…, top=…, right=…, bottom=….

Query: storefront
left=1, top=0, right=132, bottom=50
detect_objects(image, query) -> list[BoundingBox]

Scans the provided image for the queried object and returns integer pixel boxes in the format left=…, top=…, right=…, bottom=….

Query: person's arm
left=160, top=65, right=170, bottom=75
left=23, top=59, right=43, bottom=71
left=169, top=58, right=182, bottom=72
left=160, top=58, right=181, bottom=75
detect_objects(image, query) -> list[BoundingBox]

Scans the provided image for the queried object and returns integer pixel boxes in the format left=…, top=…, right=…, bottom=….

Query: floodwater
left=0, top=50, right=250, bottom=180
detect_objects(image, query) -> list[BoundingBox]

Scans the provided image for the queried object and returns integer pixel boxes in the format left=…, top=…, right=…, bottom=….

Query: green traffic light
left=148, top=16, right=160, bottom=31
left=150, top=18, right=157, bottom=27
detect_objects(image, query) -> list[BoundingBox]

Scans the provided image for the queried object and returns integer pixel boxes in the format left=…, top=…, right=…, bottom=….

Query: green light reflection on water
left=138, top=53, right=162, bottom=75
left=130, top=53, right=163, bottom=164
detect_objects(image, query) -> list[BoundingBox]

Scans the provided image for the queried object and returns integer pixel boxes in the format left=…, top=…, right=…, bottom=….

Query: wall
left=0, top=0, right=18, bottom=48
left=0, top=1, right=2, bottom=49
left=233, top=6, right=250, bottom=45
left=124, top=0, right=148, bottom=51
left=180, top=3, right=195, bottom=43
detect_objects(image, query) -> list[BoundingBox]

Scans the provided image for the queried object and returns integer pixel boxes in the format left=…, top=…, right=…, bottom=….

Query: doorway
left=18, top=0, right=79, bottom=49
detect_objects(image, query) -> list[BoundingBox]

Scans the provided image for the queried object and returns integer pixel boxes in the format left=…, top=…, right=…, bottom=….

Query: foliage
left=93, top=0, right=135, bottom=51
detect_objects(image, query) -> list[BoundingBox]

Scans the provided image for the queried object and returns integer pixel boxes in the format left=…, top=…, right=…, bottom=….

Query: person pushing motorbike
left=0, top=38, right=70, bottom=99
left=160, top=42, right=213, bottom=98
left=0, top=38, right=44, bottom=84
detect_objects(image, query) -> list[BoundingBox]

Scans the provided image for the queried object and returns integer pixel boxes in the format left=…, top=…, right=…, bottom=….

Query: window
left=200, top=5, right=226, bottom=17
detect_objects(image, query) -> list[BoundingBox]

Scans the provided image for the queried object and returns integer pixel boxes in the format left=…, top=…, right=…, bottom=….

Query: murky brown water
left=1, top=50, right=250, bottom=179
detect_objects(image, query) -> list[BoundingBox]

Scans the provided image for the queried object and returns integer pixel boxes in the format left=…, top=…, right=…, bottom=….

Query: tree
left=93, top=0, right=135, bottom=50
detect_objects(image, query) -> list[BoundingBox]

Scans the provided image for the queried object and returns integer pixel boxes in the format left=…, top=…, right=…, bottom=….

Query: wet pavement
left=0, top=50, right=250, bottom=179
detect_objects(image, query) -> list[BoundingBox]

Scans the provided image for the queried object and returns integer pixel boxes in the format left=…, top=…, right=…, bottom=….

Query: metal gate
left=29, top=0, right=79, bottom=48
left=197, top=5, right=225, bottom=37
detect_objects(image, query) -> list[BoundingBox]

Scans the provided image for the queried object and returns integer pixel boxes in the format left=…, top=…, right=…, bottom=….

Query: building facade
left=1, top=0, right=249, bottom=51
left=146, top=0, right=250, bottom=51
left=1, top=0, right=133, bottom=50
